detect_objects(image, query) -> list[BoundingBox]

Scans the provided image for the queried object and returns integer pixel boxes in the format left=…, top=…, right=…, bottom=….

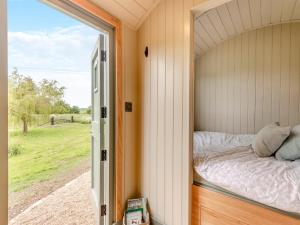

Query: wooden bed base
left=192, top=185, right=300, bottom=225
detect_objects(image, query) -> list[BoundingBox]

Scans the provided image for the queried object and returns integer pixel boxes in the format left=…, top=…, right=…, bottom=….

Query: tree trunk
left=23, top=119, right=28, bottom=134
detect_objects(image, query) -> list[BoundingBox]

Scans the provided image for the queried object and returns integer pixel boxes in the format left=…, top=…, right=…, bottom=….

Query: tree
left=53, top=100, right=72, bottom=114
left=70, top=106, right=80, bottom=114
left=86, top=106, right=91, bottom=115
left=37, top=79, right=66, bottom=114
left=9, top=69, right=38, bottom=133
left=9, top=69, right=69, bottom=133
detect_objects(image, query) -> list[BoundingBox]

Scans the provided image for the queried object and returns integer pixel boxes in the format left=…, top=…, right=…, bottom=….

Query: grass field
left=9, top=123, right=91, bottom=192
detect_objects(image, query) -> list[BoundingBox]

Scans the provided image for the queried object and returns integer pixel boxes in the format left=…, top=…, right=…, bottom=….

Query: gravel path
left=9, top=171, right=96, bottom=225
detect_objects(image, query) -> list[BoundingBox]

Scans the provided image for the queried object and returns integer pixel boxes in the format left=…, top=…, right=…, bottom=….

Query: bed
left=192, top=131, right=300, bottom=225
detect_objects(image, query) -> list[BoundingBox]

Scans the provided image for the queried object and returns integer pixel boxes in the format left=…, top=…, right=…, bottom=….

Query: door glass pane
left=94, top=63, right=98, bottom=93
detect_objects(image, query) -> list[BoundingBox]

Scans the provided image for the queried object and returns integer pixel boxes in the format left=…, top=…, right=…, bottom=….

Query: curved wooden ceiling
left=90, top=0, right=159, bottom=30
left=195, top=0, right=300, bottom=57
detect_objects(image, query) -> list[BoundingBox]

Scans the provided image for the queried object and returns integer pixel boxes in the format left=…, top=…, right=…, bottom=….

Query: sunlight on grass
left=9, top=123, right=90, bottom=192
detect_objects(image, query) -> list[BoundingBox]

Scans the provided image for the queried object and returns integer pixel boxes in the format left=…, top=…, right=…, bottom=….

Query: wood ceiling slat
left=90, top=0, right=156, bottom=29
left=293, top=0, right=300, bottom=19
left=261, top=0, right=272, bottom=26
left=194, top=26, right=210, bottom=54
left=136, top=0, right=154, bottom=10
left=271, top=0, right=283, bottom=23
left=227, top=0, right=244, bottom=34
left=200, top=14, right=222, bottom=43
left=115, top=0, right=147, bottom=19
left=238, top=0, right=252, bottom=30
left=249, top=0, right=262, bottom=28
left=281, top=0, right=297, bottom=22
left=207, top=9, right=228, bottom=40
left=217, top=4, right=236, bottom=36
left=195, top=0, right=300, bottom=56
left=197, top=20, right=217, bottom=48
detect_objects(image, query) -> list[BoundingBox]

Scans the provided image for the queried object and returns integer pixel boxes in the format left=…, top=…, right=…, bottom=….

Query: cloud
left=8, top=25, right=99, bottom=107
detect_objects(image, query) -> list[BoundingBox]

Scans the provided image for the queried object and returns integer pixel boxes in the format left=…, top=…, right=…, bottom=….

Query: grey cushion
left=252, top=123, right=291, bottom=157
left=276, top=124, right=300, bottom=161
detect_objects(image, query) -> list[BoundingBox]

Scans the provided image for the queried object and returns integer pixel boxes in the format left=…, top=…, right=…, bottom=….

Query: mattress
left=193, top=131, right=300, bottom=215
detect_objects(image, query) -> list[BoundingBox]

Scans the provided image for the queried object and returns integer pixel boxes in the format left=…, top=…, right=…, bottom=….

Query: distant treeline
left=9, top=68, right=91, bottom=133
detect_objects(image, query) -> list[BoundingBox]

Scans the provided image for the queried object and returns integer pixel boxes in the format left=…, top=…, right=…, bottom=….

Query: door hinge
left=101, top=106, right=107, bottom=118
left=101, top=50, right=107, bottom=62
left=101, top=150, right=107, bottom=161
left=101, top=204, right=107, bottom=216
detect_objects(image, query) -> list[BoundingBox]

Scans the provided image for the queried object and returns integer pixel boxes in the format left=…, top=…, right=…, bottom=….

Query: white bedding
left=193, top=131, right=300, bottom=214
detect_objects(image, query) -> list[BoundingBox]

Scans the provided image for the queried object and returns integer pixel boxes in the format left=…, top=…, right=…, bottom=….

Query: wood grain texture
left=89, top=0, right=159, bottom=29
left=123, top=24, right=139, bottom=206
left=138, top=0, right=193, bottom=224
left=194, top=0, right=300, bottom=56
left=195, top=22, right=300, bottom=134
left=192, top=185, right=300, bottom=225
left=0, top=1, right=8, bottom=224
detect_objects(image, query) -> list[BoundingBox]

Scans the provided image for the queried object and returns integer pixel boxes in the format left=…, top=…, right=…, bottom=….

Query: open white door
left=91, top=33, right=114, bottom=225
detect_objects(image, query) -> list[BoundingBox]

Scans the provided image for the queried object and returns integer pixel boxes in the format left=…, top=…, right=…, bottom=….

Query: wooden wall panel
left=123, top=24, right=139, bottom=204
left=195, top=22, right=300, bottom=134
left=192, top=185, right=300, bottom=225
left=138, top=0, right=194, bottom=224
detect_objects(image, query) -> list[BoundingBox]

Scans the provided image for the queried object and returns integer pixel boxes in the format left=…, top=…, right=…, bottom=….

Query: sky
left=8, top=0, right=99, bottom=108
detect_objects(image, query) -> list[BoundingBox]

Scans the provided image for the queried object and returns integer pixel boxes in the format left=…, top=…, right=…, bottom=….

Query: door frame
left=0, top=0, right=8, bottom=224
left=0, top=0, right=124, bottom=224
left=44, top=0, right=124, bottom=222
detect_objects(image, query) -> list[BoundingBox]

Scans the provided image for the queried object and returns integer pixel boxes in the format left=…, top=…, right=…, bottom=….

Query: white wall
left=138, top=0, right=194, bottom=224
left=0, top=0, right=8, bottom=224
left=195, top=22, right=300, bottom=134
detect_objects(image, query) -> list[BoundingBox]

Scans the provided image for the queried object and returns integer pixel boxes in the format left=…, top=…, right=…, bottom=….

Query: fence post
left=71, top=116, right=74, bottom=123
left=50, top=116, right=55, bottom=125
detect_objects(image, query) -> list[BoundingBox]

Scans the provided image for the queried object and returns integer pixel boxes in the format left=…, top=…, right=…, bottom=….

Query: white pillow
left=276, top=124, right=300, bottom=161
left=252, top=123, right=291, bottom=157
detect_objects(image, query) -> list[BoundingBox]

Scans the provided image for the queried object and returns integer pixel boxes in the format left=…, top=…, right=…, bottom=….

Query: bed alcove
left=192, top=0, right=300, bottom=224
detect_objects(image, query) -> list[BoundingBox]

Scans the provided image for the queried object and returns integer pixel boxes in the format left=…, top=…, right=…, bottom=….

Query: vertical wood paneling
left=227, top=38, right=235, bottom=133
left=143, top=15, right=151, bottom=205
left=271, top=25, right=281, bottom=123
left=221, top=41, right=228, bottom=131
left=280, top=23, right=291, bottom=126
left=255, top=28, right=264, bottom=132
left=156, top=1, right=166, bottom=220
left=289, top=23, right=300, bottom=125
left=164, top=0, right=174, bottom=222
left=149, top=7, right=158, bottom=214
left=173, top=0, right=184, bottom=222
left=263, top=26, right=272, bottom=126
left=195, top=22, right=300, bottom=134
left=209, top=49, right=217, bottom=131
left=216, top=45, right=223, bottom=131
left=182, top=0, right=193, bottom=223
left=241, top=32, right=249, bottom=133
left=138, top=0, right=192, bottom=224
left=247, top=30, right=256, bottom=133
left=234, top=35, right=242, bottom=133
left=123, top=24, right=139, bottom=203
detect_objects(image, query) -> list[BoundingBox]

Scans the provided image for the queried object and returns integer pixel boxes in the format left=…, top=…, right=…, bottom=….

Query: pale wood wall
left=122, top=24, right=139, bottom=203
left=137, top=0, right=195, bottom=224
left=195, top=22, right=300, bottom=134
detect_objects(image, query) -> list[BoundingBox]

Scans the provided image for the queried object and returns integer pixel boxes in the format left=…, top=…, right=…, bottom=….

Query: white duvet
left=193, top=131, right=300, bottom=214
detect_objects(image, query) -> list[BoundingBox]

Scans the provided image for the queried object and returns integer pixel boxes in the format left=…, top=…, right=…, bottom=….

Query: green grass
left=9, top=123, right=91, bottom=192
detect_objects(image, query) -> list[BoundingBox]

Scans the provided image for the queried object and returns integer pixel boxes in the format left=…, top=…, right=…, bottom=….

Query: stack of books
left=123, top=198, right=150, bottom=225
